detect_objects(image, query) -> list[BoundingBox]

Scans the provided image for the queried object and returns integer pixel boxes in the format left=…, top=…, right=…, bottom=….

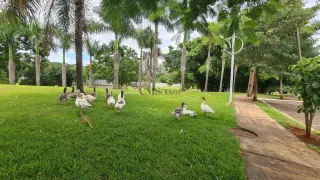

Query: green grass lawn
left=0, top=85, right=245, bottom=179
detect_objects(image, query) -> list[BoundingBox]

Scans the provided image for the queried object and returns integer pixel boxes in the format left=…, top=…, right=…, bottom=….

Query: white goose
left=107, top=90, right=116, bottom=107
left=81, top=93, right=96, bottom=104
left=75, top=89, right=92, bottom=113
left=115, top=90, right=125, bottom=111
left=200, top=97, right=214, bottom=114
left=182, top=103, right=197, bottom=117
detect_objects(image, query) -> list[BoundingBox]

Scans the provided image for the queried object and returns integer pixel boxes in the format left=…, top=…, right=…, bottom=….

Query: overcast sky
left=48, top=0, right=320, bottom=66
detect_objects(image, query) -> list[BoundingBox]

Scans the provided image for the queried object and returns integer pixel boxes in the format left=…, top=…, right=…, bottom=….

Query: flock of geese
left=58, top=86, right=214, bottom=120
left=58, top=86, right=126, bottom=114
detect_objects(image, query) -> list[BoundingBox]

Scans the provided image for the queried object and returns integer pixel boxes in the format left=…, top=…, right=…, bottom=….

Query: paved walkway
left=234, top=96, right=320, bottom=180
left=260, top=98, right=320, bottom=131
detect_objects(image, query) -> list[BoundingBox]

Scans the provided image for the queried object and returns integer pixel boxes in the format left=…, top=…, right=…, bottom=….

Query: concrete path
left=260, top=98, right=320, bottom=131
left=234, top=96, right=320, bottom=180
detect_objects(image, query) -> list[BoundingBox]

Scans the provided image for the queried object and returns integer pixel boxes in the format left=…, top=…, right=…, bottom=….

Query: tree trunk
left=152, top=22, right=159, bottom=93
left=233, top=64, right=238, bottom=93
left=62, top=48, right=67, bottom=87
left=280, top=75, right=283, bottom=100
left=219, top=59, right=225, bottom=92
left=8, top=45, right=15, bottom=85
left=75, top=0, right=84, bottom=92
left=113, top=49, right=120, bottom=89
left=253, top=68, right=258, bottom=101
left=180, top=30, right=187, bottom=91
left=138, top=48, right=143, bottom=91
left=305, top=113, right=311, bottom=137
left=89, top=55, right=93, bottom=88
left=35, top=54, right=40, bottom=86
left=147, top=52, right=152, bottom=89
left=296, top=27, right=302, bottom=61
left=247, top=66, right=256, bottom=97
left=204, top=43, right=211, bottom=92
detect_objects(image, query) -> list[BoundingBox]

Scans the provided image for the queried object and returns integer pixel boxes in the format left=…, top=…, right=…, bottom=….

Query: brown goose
left=58, top=87, right=68, bottom=103
left=105, top=88, right=110, bottom=99
left=172, top=102, right=185, bottom=120
left=89, top=86, right=97, bottom=97
left=69, top=86, right=77, bottom=99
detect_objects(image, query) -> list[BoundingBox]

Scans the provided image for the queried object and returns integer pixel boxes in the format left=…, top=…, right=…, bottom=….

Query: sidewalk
left=234, top=96, right=320, bottom=180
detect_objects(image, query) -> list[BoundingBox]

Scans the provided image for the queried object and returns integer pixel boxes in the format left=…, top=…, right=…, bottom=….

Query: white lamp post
left=221, top=33, right=244, bottom=104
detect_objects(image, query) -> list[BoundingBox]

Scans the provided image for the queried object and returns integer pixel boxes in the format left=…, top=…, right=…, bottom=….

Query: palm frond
left=0, top=0, right=39, bottom=23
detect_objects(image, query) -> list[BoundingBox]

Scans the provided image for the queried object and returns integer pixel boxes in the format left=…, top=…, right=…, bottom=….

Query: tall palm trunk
left=233, top=64, right=238, bottom=93
left=148, top=51, right=152, bottom=89
left=62, top=48, right=67, bottom=86
left=8, top=45, right=15, bottom=85
left=152, top=22, right=159, bottom=93
left=204, top=43, right=211, bottom=92
left=296, top=27, right=302, bottom=61
left=247, top=66, right=256, bottom=97
left=35, top=44, right=40, bottom=86
left=219, top=59, right=225, bottom=92
left=138, top=47, right=143, bottom=91
left=89, top=55, right=93, bottom=88
left=280, top=75, right=283, bottom=100
left=113, top=37, right=120, bottom=89
left=75, top=0, right=84, bottom=92
left=253, top=68, right=258, bottom=101
left=180, top=30, right=187, bottom=91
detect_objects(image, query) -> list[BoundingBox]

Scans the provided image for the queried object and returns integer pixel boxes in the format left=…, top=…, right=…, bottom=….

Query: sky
left=48, top=0, right=320, bottom=66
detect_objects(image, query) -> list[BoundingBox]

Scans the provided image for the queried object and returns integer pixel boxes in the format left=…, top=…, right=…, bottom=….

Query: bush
left=0, top=70, right=8, bottom=84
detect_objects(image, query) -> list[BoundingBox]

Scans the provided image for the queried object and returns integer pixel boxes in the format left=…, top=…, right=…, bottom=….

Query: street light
left=221, top=33, right=244, bottom=105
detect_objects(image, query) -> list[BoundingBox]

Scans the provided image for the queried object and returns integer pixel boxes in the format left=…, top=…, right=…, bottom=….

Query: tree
left=135, top=27, right=153, bottom=91
left=0, top=1, right=38, bottom=23
left=147, top=0, right=173, bottom=92
left=201, top=22, right=224, bottom=92
left=55, top=30, right=73, bottom=87
left=89, top=45, right=139, bottom=86
left=28, top=21, right=43, bottom=86
left=85, top=39, right=100, bottom=88
left=169, top=0, right=199, bottom=91
left=74, top=0, right=85, bottom=92
left=0, top=15, right=25, bottom=84
left=219, top=46, right=229, bottom=92
left=100, top=0, right=140, bottom=89
left=43, top=0, right=85, bottom=92
left=291, top=57, right=320, bottom=138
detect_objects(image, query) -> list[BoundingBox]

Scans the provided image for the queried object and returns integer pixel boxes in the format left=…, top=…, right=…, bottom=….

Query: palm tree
left=0, top=14, right=25, bottom=84
left=198, top=22, right=223, bottom=92
left=74, top=0, right=85, bottom=92
left=169, top=0, right=195, bottom=91
left=1, top=1, right=38, bottom=23
left=100, top=0, right=140, bottom=89
left=85, top=39, right=100, bottom=88
left=147, top=0, right=173, bottom=92
left=55, top=30, right=73, bottom=87
left=28, top=21, right=43, bottom=86
left=135, top=27, right=154, bottom=91
left=0, top=1, right=39, bottom=85
left=3, top=0, right=95, bottom=92
left=219, top=45, right=228, bottom=92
